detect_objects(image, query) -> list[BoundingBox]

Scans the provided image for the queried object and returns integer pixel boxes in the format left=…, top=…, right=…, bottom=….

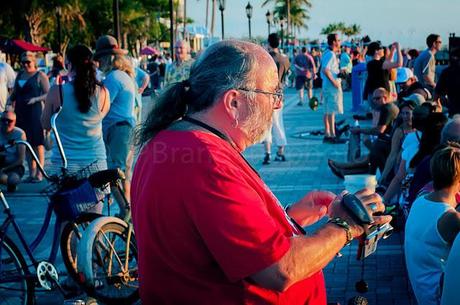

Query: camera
left=341, top=193, right=393, bottom=260
left=357, top=222, right=393, bottom=260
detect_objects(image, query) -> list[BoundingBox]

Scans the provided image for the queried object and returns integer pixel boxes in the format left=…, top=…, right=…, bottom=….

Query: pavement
left=1, top=88, right=415, bottom=305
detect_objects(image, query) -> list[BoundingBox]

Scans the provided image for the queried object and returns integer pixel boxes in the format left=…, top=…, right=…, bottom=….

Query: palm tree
left=263, top=0, right=312, bottom=40
left=320, top=23, right=340, bottom=36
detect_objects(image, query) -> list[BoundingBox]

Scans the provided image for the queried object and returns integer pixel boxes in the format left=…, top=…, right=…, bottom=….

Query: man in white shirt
left=0, top=61, right=16, bottom=112
left=321, top=33, right=345, bottom=144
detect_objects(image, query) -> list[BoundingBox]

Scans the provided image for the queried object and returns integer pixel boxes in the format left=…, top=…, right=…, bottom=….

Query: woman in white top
left=405, top=143, right=460, bottom=305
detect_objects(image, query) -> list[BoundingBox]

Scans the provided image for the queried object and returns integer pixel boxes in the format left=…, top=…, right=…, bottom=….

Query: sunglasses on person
left=1, top=118, right=14, bottom=124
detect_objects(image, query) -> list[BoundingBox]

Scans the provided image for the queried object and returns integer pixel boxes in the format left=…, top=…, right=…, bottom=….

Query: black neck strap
left=182, top=116, right=260, bottom=178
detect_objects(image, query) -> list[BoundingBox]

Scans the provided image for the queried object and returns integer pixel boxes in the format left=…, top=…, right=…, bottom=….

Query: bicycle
left=77, top=172, right=138, bottom=304
left=0, top=109, right=123, bottom=304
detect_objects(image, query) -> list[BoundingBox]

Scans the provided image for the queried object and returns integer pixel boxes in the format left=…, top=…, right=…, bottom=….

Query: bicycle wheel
left=81, top=220, right=138, bottom=305
left=60, top=212, right=101, bottom=282
left=0, top=236, right=34, bottom=305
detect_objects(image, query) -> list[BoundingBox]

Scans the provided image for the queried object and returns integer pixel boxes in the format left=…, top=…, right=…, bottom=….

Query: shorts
left=263, top=108, right=287, bottom=146
left=323, top=87, right=343, bottom=114
left=295, top=75, right=313, bottom=91
left=1, top=165, right=25, bottom=178
left=104, top=122, right=133, bottom=171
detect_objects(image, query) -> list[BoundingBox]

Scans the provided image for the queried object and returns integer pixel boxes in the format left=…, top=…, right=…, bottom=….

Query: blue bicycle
left=0, top=109, right=126, bottom=304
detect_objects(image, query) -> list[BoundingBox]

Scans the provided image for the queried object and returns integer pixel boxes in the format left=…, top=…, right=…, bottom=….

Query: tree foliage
left=320, top=22, right=361, bottom=38
left=0, top=0, right=182, bottom=55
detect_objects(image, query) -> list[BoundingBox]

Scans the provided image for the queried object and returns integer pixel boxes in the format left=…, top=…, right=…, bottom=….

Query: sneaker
left=262, top=153, right=270, bottom=165
left=274, top=153, right=286, bottom=162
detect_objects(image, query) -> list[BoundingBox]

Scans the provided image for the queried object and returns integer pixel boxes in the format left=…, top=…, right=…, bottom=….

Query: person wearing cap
left=363, top=41, right=402, bottom=104
left=413, top=34, right=442, bottom=94
left=7, top=51, right=49, bottom=183
left=164, top=40, right=194, bottom=86
left=93, top=35, right=136, bottom=202
left=435, top=47, right=460, bottom=117
left=395, top=67, right=429, bottom=102
left=0, top=111, right=26, bottom=192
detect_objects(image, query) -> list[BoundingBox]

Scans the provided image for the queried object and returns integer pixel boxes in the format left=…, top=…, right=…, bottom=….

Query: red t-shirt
left=131, top=130, right=326, bottom=305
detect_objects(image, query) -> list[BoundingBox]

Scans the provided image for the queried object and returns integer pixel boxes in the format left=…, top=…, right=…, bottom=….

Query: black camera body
left=341, top=193, right=393, bottom=260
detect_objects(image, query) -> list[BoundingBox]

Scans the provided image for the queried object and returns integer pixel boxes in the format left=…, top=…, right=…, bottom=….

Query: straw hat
left=94, top=35, right=127, bottom=60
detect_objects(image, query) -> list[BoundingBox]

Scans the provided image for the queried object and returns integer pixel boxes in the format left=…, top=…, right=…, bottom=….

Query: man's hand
left=328, top=188, right=392, bottom=238
left=288, top=190, right=336, bottom=226
left=333, top=79, right=341, bottom=89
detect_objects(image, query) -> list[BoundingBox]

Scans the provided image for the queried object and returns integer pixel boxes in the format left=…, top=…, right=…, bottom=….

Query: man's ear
left=222, top=89, right=240, bottom=120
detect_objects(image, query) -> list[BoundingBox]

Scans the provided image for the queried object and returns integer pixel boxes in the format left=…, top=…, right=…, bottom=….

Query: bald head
left=441, top=116, right=460, bottom=143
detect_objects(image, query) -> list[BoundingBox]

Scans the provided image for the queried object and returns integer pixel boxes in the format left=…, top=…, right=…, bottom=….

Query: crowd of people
left=320, top=33, right=460, bottom=305
left=0, top=30, right=459, bottom=305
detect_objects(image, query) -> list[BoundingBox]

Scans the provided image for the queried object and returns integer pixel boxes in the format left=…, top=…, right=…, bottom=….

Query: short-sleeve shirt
left=294, top=53, right=313, bottom=77
left=377, top=102, right=399, bottom=139
left=364, top=58, right=390, bottom=97
left=413, top=49, right=436, bottom=89
left=0, top=127, right=26, bottom=165
left=435, top=64, right=460, bottom=116
left=0, top=62, right=16, bottom=112
left=102, top=69, right=136, bottom=133
left=321, top=49, right=339, bottom=90
left=164, top=59, right=194, bottom=85
left=131, top=130, right=326, bottom=305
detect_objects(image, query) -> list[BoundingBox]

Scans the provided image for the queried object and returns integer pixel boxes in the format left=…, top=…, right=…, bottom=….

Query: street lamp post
left=55, top=7, right=62, bottom=54
left=280, top=16, right=285, bottom=49
left=265, top=10, right=272, bottom=36
left=245, top=2, right=253, bottom=40
left=169, top=0, right=174, bottom=60
left=113, top=0, right=121, bottom=45
left=218, top=0, right=225, bottom=40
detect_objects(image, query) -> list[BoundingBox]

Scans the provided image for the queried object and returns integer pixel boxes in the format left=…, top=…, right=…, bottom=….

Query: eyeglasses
left=435, top=41, right=442, bottom=44
left=237, top=87, right=283, bottom=108
left=22, top=61, right=31, bottom=65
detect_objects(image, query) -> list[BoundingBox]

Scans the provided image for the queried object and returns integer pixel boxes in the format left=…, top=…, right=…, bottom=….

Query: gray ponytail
left=135, top=40, right=259, bottom=146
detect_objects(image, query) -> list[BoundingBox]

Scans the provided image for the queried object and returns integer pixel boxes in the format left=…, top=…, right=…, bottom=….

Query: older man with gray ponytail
left=131, top=40, right=390, bottom=305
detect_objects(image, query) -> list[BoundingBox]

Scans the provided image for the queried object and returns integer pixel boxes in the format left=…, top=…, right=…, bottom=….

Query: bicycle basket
left=51, top=178, right=106, bottom=221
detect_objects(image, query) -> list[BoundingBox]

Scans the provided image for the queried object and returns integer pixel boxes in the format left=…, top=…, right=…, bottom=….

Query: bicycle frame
left=0, top=108, right=69, bottom=268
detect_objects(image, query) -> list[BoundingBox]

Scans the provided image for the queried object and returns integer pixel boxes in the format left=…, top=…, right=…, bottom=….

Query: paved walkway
left=244, top=88, right=414, bottom=305
left=1, top=88, right=414, bottom=304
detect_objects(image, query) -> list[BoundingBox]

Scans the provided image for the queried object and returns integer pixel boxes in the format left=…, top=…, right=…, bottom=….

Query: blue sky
left=188, top=0, right=460, bottom=49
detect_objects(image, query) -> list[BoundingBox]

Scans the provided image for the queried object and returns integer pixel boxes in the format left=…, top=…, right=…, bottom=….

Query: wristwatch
left=328, top=217, right=353, bottom=246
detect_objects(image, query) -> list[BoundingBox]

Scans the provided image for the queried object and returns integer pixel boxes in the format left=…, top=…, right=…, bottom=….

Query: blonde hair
left=430, top=142, right=460, bottom=190
left=112, top=55, right=134, bottom=78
